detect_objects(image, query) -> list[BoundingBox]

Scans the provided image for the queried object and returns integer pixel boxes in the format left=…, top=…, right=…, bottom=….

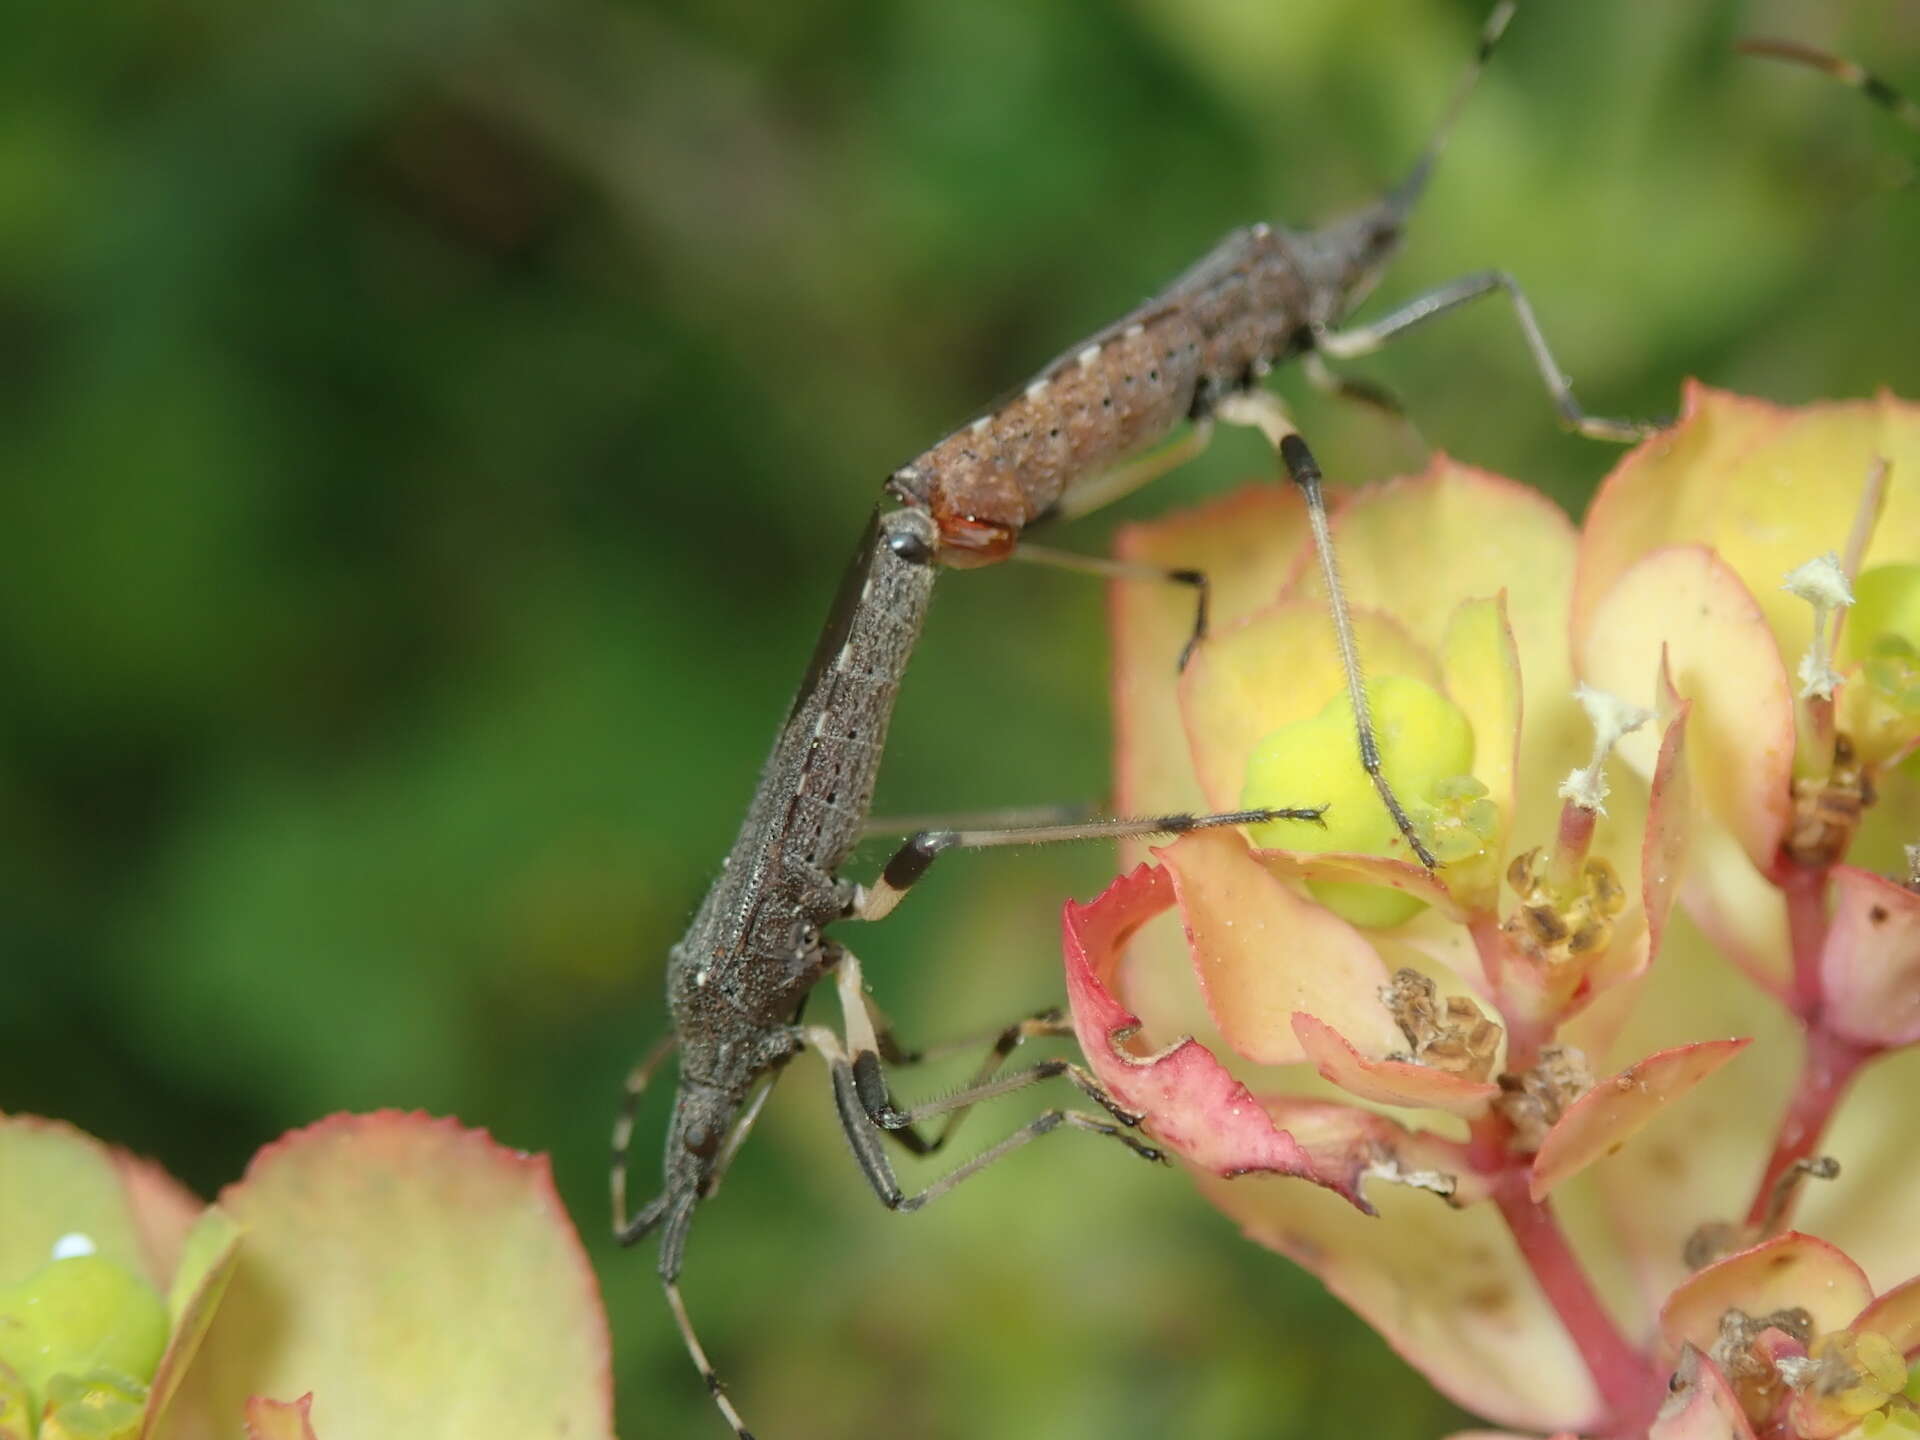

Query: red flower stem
left=1782, top=863, right=1829, bottom=1018
left=1743, top=1023, right=1872, bottom=1231
left=1490, top=1167, right=1655, bottom=1427
left=1548, top=800, right=1597, bottom=897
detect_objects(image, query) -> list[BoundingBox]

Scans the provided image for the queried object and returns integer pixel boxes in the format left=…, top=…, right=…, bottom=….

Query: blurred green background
left=4, top=0, right=1916, bottom=1435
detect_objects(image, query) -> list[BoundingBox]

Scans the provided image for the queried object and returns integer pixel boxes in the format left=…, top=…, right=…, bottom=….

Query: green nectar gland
left=1241, top=673, right=1478, bottom=927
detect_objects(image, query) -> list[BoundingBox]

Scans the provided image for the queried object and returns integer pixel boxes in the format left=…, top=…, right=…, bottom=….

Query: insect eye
left=683, top=1120, right=720, bottom=1158
left=887, top=530, right=933, bottom=564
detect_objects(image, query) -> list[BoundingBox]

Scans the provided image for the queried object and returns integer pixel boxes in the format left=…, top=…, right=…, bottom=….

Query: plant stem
left=1478, top=1120, right=1655, bottom=1428
left=1782, top=863, right=1830, bottom=1019
left=1744, top=1023, right=1871, bottom=1231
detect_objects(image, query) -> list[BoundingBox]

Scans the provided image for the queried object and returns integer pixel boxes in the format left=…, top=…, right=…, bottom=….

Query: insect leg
left=848, top=803, right=1325, bottom=924
left=801, top=1020, right=1163, bottom=1215
left=1212, top=389, right=1439, bottom=870
left=1303, top=351, right=1416, bottom=426
left=1013, top=541, right=1211, bottom=668
left=1315, top=270, right=1652, bottom=443
left=857, top=987, right=1054, bottom=1066
left=703, top=1077, right=777, bottom=1201
left=1048, top=418, right=1214, bottom=524
left=610, top=1031, right=679, bottom=1242
left=833, top=952, right=1124, bottom=1155
left=861, top=802, right=1087, bottom=844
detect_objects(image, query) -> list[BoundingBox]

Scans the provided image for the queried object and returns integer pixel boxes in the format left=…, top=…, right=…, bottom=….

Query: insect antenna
left=665, top=1276, right=758, bottom=1440
left=1737, top=38, right=1920, bottom=136
left=1383, top=0, right=1520, bottom=225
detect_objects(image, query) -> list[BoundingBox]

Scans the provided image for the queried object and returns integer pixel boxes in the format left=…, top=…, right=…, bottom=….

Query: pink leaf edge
left=1062, top=862, right=1374, bottom=1211
left=1528, top=1037, right=1749, bottom=1202
left=1856, top=1273, right=1920, bottom=1357
left=1291, top=1011, right=1499, bottom=1116
left=220, top=1110, right=614, bottom=1417
left=1661, top=1232, right=1873, bottom=1355
left=1650, top=1346, right=1759, bottom=1440
left=1819, top=866, right=1920, bottom=1048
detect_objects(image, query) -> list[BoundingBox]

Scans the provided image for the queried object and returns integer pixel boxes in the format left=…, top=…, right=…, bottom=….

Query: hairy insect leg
left=848, top=802, right=1325, bottom=924
left=1013, top=541, right=1211, bottom=668
left=704, top=1079, right=777, bottom=1201
left=1303, top=351, right=1423, bottom=434
left=1050, top=418, right=1215, bottom=525
left=860, top=802, right=1087, bottom=845
left=1315, top=270, right=1652, bottom=443
left=610, top=1031, right=679, bottom=1242
left=801, top=1021, right=1163, bottom=1215
left=832, top=952, right=1119, bottom=1155
left=1212, top=389, right=1440, bottom=870
left=855, top=985, right=1058, bottom=1067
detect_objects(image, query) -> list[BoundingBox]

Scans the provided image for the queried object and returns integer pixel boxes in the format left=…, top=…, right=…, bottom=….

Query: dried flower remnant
left=1495, top=1046, right=1595, bottom=1154
left=1077, top=387, right=1920, bottom=1438
left=1383, top=968, right=1501, bottom=1084
left=1710, top=1305, right=1816, bottom=1422
left=1788, top=733, right=1878, bottom=869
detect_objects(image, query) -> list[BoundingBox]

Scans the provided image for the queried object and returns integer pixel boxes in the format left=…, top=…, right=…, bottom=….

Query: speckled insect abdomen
left=886, top=223, right=1317, bottom=565
left=886, top=310, right=1204, bottom=563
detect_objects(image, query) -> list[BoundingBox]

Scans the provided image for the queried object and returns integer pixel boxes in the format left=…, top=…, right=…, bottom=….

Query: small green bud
left=1241, top=674, right=1477, bottom=926
left=0, top=1254, right=168, bottom=1418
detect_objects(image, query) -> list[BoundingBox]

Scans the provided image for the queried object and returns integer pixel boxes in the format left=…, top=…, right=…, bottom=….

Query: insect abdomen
left=891, top=224, right=1311, bottom=563
left=889, top=302, right=1204, bottom=563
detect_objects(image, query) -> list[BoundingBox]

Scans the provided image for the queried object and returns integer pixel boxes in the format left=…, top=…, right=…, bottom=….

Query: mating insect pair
left=607, top=3, right=1691, bottom=1435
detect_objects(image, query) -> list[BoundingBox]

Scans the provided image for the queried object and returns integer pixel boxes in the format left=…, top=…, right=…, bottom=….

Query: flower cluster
left=1069, top=385, right=1920, bottom=1438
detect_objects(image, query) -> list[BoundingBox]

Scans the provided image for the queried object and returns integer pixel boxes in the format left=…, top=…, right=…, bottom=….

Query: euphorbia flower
left=0, top=1112, right=611, bottom=1439
left=1070, top=386, right=1920, bottom=1438
left=1655, top=1232, right=1920, bottom=1440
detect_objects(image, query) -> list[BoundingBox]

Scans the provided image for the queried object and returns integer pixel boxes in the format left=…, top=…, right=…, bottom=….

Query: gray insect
left=613, top=506, right=1310, bottom=1439
left=613, top=3, right=1652, bottom=1434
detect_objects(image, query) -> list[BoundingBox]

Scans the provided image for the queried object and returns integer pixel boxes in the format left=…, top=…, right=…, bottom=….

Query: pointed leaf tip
left=1291, top=1011, right=1499, bottom=1116
left=245, top=1394, right=320, bottom=1440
